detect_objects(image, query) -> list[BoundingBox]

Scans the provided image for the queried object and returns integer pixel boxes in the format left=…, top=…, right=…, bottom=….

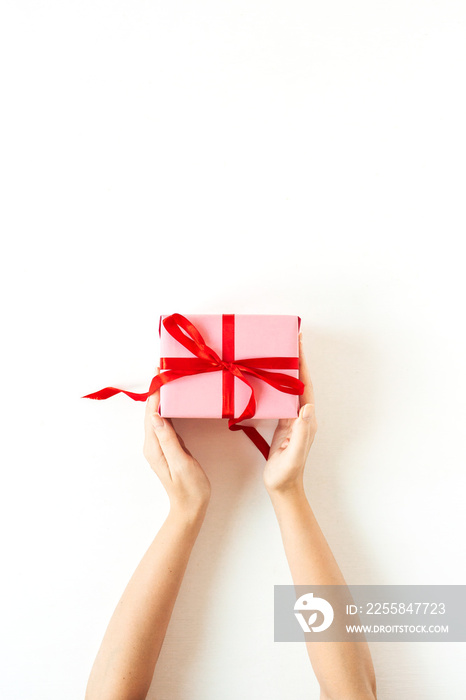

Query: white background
left=1, top=1, right=466, bottom=698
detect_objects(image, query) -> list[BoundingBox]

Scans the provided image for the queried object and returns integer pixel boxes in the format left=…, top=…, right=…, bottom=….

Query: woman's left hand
left=263, top=334, right=317, bottom=496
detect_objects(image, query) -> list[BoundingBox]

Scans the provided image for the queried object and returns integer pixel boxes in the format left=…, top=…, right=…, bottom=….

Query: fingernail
left=151, top=414, right=164, bottom=430
left=302, top=404, right=312, bottom=422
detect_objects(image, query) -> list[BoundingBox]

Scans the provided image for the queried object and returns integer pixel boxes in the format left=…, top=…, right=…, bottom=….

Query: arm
left=85, top=387, right=211, bottom=700
left=263, top=335, right=377, bottom=700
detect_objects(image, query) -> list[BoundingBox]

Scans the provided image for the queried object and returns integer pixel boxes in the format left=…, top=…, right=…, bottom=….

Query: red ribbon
left=83, top=313, right=304, bottom=459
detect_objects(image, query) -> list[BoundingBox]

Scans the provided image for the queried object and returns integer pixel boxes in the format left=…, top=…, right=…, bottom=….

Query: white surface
left=1, top=2, right=466, bottom=698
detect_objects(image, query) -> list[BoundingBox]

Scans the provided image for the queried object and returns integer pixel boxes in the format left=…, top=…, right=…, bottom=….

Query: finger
left=152, top=415, right=188, bottom=465
left=144, top=388, right=160, bottom=424
left=144, top=367, right=160, bottom=426
left=285, top=403, right=315, bottom=461
left=144, top=421, right=167, bottom=479
left=268, top=418, right=293, bottom=456
left=145, top=392, right=161, bottom=440
left=143, top=369, right=165, bottom=464
left=162, top=418, right=192, bottom=457
left=144, top=367, right=161, bottom=423
left=299, top=333, right=315, bottom=408
left=176, top=431, right=193, bottom=458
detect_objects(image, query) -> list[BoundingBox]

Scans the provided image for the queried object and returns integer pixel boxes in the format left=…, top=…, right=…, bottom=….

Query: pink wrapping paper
left=159, top=314, right=300, bottom=419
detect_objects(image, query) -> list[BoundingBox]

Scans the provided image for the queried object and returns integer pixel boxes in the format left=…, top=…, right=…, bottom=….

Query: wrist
left=169, top=497, right=209, bottom=529
left=266, top=477, right=305, bottom=500
left=267, top=482, right=308, bottom=509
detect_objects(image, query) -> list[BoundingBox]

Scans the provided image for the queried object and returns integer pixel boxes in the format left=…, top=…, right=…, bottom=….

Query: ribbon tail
left=225, top=371, right=270, bottom=459
left=228, top=421, right=270, bottom=460
left=82, top=386, right=151, bottom=401
left=82, top=370, right=182, bottom=402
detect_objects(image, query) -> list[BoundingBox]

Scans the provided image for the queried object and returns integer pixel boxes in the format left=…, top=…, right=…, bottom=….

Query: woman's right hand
left=143, top=384, right=211, bottom=521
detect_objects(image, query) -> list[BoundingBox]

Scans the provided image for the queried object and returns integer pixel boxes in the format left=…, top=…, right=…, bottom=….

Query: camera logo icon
left=294, top=592, right=334, bottom=633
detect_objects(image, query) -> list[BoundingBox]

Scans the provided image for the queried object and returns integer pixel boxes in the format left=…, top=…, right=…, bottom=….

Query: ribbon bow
left=83, top=313, right=304, bottom=459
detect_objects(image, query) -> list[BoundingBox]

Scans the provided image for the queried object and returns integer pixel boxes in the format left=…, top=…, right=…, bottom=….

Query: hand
left=263, top=334, right=317, bottom=496
left=143, top=379, right=211, bottom=520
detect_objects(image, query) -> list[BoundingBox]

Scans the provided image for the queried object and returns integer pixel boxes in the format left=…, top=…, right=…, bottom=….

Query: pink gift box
left=159, top=314, right=301, bottom=420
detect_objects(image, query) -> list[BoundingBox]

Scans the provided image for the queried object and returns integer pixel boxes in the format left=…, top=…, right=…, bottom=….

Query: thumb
left=151, top=415, right=186, bottom=463
left=286, top=404, right=315, bottom=459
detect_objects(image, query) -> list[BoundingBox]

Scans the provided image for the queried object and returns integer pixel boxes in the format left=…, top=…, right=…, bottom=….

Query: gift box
left=159, top=313, right=301, bottom=419
left=83, top=312, right=304, bottom=458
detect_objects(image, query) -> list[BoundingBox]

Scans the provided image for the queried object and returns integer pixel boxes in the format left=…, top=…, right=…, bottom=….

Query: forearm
left=85, top=505, right=207, bottom=700
left=270, top=487, right=344, bottom=585
left=270, top=486, right=377, bottom=700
